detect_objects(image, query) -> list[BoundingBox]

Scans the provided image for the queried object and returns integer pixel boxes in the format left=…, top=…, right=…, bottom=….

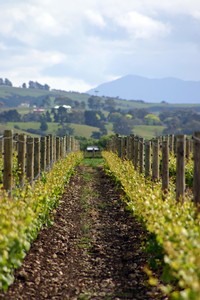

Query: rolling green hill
left=1, top=85, right=200, bottom=112
left=0, top=122, right=102, bottom=139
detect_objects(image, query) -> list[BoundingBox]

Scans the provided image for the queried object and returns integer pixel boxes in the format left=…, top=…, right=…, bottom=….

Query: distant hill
left=87, top=75, right=200, bottom=104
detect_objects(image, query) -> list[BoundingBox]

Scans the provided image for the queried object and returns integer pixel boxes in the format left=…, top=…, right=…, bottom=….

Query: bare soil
left=0, top=164, right=167, bottom=300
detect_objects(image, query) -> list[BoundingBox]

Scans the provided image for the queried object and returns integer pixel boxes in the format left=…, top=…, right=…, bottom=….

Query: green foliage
left=144, top=113, right=161, bottom=125
left=0, top=151, right=83, bottom=291
left=103, top=151, right=200, bottom=299
left=169, top=154, right=194, bottom=187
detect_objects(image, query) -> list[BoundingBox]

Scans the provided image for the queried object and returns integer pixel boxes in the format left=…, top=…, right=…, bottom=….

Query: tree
left=0, top=109, right=21, bottom=122
left=45, top=111, right=52, bottom=122
left=91, top=131, right=101, bottom=139
left=108, top=112, right=122, bottom=122
left=57, top=106, right=68, bottom=124
left=40, top=119, right=48, bottom=131
left=22, top=83, right=27, bottom=88
left=84, top=110, right=101, bottom=127
left=128, top=108, right=149, bottom=120
left=144, top=114, right=161, bottom=125
left=88, top=96, right=102, bottom=110
left=113, top=117, right=133, bottom=135
left=42, top=96, right=52, bottom=107
left=56, top=124, right=74, bottom=136
left=103, top=98, right=116, bottom=112
left=44, top=84, right=50, bottom=91
left=4, top=78, right=12, bottom=87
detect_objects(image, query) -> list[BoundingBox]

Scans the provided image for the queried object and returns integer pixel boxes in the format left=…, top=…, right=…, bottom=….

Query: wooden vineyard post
left=71, top=136, right=75, bottom=152
left=63, top=136, right=66, bottom=157
left=34, top=137, right=40, bottom=180
left=49, top=134, right=53, bottom=165
left=162, top=139, right=169, bottom=194
left=66, top=135, right=70, bottom=153
left=152, top=138, right=159, bottom=182
left=0, top=136, right=3, bottom=155
left=186, top=137, right=191, bottom=160
left=193, top=132, right=200, bottom=207
left=56, top=137, right=60, bottom=161
left=46, top=135, right=50, bottom=170
left=53, top=136, right=56, bottom=162
left=117, top=137, right=121, bottom=157
left=169, top=134, right=174, bottom=153
left=111, top=135, right=118, bottom=153
left=134, top=137, right=139, bottom=170
left=41, top=136, right=46, bottom=171
left=3, top=130, right=13, bottom=192
left=18, top=134, right=26, bottom=187
left=176, top=135, right=185, bottom=202
left=174, top=136, right=177, bottom=155
left=130, top=134, right=135, bottom=162
left=26, top=136, right=34, bottom=185
left=139, top=138, right=144, bottom=174
left=60, top=137, right=64, bottom=158
left=121, top=137, right=126, bottom=159
left=145, top=141, right=151, bottom=178
left=126, top=136, right=131, bottom=160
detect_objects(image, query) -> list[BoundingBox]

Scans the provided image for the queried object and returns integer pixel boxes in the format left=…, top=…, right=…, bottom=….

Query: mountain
left=87, top=75, right=200, bottom=103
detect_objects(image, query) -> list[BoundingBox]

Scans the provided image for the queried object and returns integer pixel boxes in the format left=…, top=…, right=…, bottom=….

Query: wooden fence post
left=169, top=134, right=174, bottom=153
left=186, top=137, right=191, bottom=160
left=176, top=135, right=185, bottom=202
left=193, top=132, right=200, bottom=207
left=0, top=136, right=3, bottom=155
left=145, top=141, right=151, bottom=178
left=41, top=136, right=46, bottom=171
left=18, top=134, right=26, bottom=187
left=66, top=135, right=70, bottom=153
left=134, top=137, right=139, bottom=169
left=3, top=130, right=13, bottom=192
left=139, top=138, right=144, bottom=174
left=126, top=136, right=131, bottom=160
left=56, top=137, right=60, bottom=161
left=162, top=139, right=169, bottom=194
left=60, top=137, right=64, bottom=158
left=130, top=135, right=135, bottom=165
left=49, top=134, right=53, bottom=165
left=46, top=135, right=50, bottom=169
left=34, top=137, right=40, bottom=180
left=53, top=136, right=56, bottom=162
left=63, top=136, right=66, bottom=157
left=152, top=138, right=159, bottom=182
left=70, top=136, right=75, bottom=152
left=26, top=136, right=34, bottom=185
left=121, top=137, right=126, bottom=159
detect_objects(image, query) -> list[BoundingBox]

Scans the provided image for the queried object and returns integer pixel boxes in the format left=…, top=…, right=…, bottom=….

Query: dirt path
left=0, top=163, right=166, bottom=300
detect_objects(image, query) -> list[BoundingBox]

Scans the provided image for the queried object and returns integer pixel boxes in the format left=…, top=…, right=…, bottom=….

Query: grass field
left=133, top=125, right=165, bottom=139
left=0, top=121, right=165, bottom=140
left=0, top=122, right=101, bottom=139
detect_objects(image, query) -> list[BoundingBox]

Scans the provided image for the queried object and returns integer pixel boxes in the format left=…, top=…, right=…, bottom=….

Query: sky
left=0, top=0, right=200, bottom=92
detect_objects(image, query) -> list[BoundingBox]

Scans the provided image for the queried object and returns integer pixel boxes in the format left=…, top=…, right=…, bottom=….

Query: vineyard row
left=0, top=130, right=80, bottom=192
left=107, top=133, right=200, bottom=206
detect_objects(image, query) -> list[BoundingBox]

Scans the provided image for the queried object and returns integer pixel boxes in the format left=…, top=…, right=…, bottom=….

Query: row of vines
left=103, top=133, right=200, bottom=299
left=0, top=130, right=83, bottom=291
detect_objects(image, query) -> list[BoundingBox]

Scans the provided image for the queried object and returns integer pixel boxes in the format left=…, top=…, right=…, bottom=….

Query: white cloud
left=191, top=10, right=200, bottom=20
left=0, top=42, right=8, bottom=51
left=84, top=10, right=106, bottom=28
left=0, top=0, right=200, bottom=91
left=116, top=11, right=170, bottom=39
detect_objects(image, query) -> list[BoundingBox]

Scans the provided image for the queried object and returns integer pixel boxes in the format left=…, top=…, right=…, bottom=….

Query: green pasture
left=0, top=122, right=102, bottom=139
left=133, top=125, right=165, bottom=139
